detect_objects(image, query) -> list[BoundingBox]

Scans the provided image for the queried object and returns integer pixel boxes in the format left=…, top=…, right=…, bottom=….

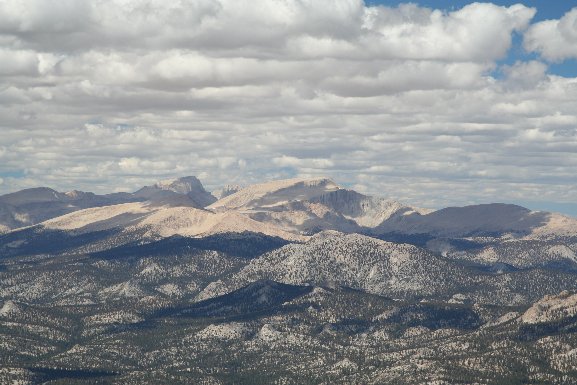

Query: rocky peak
left=213, top=185, right=242, bottom=200
left=135, top=176, right=217, bottom=208
left=154, top=176, right=207, bottom=195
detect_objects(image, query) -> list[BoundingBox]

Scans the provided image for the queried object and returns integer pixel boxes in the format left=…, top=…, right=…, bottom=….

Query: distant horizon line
left=2, top=175, right=576, bottom=218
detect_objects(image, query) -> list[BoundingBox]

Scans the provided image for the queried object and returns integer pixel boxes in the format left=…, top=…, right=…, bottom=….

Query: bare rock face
left=134, top=176, right=217, bottom=208
left=521, top=291, right=577, bottom=324
left=207, top=178, right=424, bottom=236
left=154, top=176, right=209, bottom=196
left=310, top=189, right=419, bottom=227
left=0, top=300, right=21, bottom=317
left=212, top=185, right=242, bottom=200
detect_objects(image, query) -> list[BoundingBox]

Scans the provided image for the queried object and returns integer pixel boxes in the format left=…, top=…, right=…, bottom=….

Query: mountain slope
left=198, top=231, right=577, bottom=306
left=131, top=206, right=304, bottom=240
left=2, top=176, right=577, bottom=384
left=309, top=188, right=427, bottom=227
left=209, top=179, right=426, bottom=236
left=209, top=177, right=340, bottom=211
left=5, top=176, right=573, bottom=244
left=134, top=176, right=216, bottom=208
left=447, top=238, right=577, bottom=269
left=0, top=187, right=139, bottom=233
left=174, top=279, right=313, bottom=318
left=0, top=201, right=305, bottom=258
left=0, top=176, right=217, bottom=233
left=198, top=231, right=468, bottom=300
left=375, top=203, right=552, bottom=238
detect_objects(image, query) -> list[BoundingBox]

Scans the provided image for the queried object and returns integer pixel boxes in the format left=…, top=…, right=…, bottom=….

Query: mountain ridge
left=2, top=176, right=577, bottom=384
left=2, top=176, right=577, bottom=245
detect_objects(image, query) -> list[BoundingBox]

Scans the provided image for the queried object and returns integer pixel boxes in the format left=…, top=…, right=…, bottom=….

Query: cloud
left=273, top=155, right=335, bottom=169
left=360, top=3, right=534, bottom=61
left=1, top=1, right=576, bottom=212
left=0, top=48, right=42, bottom=75
left=501, top=60, right=548, bottom=90
left=524, top=7, right=577, bottom=61
left=0, top=0, right=91, bottom=34
left=0, top=0, right=535, bottom=60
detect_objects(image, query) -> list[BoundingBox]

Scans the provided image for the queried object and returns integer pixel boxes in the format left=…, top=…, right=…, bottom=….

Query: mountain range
left=1, top=176, right=577, bottom=384
left=2, top=175, right=574, bottom=240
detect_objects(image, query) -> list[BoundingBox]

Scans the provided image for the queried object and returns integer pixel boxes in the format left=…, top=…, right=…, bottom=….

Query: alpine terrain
left=1, top=176, right=577, bottom=384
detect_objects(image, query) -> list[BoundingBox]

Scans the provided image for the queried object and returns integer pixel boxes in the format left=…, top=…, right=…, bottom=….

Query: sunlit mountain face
left=2, top=0, right=577, bottom=383
left=1, top=175, right=577, bottom=384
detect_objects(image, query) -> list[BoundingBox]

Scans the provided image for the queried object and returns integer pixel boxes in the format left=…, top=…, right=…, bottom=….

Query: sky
left=1, top=0, right=577, bottom=216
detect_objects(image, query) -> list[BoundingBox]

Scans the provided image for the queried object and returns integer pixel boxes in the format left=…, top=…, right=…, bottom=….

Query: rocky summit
left=1, top=176, right=577, bottom=384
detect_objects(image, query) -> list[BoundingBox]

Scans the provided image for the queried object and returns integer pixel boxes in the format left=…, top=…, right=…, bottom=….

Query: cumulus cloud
left=525, top=7, right=577, bottom=61
left=501, top=60, right=548, bottom=89
left=1, top=1, right=576, bottom=212
left=360, top=3, right=534, bottom=61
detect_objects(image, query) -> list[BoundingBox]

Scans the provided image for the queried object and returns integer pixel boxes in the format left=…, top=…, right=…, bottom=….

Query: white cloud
left=1, top=1, right=577, bottom=211
left=118, top=157, right=142, bottom=173
left=524, top=8, right=577, bottom=61
left=361, top=3, right=535, bottom=61
left=502, top=60, right=548, bottom=90
left=0, top=0, right=91, bottom=34
left=273, top=155, right=334, bottom=169
left=0, top=48, right=40, bottom=75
